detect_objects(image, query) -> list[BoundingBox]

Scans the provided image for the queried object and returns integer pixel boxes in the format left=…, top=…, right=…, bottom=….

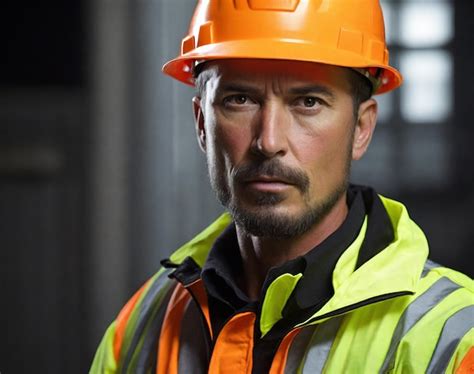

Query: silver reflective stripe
left=178, top=298, right=210, bottom=374
left=121, top=269, right=174, bottom=373
left=284, top=326, right=318, bottom=374
left=422, top=259, right=441, bottom=278
left=300, top=316, right=344, bottom=374
left=379, top=277, right=461, bottom=373
left=426, top=305, right=474, bottom=373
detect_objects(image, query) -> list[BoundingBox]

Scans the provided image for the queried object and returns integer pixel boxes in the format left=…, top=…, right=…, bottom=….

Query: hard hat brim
left=162, top=39, right=403, bottom=95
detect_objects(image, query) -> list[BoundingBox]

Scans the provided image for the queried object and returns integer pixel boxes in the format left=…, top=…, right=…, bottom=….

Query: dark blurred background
left=1, top=0, right=472, bottom=372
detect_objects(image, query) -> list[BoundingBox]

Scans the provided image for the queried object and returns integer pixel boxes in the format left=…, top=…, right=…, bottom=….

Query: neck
left=236, top=193, right=349, bottom=300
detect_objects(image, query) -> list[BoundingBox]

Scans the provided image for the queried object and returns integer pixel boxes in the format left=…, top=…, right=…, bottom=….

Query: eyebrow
left=218, top=83, right=261, bottom=95
left=288, top=85, right=336, bottom=100
left=217, top=83, right=336, bottom=100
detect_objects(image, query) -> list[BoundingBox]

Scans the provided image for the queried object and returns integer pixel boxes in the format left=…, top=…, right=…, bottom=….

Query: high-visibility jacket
left=91, top=196, right=473, bottom=373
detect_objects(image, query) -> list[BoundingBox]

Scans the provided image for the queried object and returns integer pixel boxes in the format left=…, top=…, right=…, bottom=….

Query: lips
left=243, top=175, right=294, bottom=192
left=244, top=175, right=293, bottom=185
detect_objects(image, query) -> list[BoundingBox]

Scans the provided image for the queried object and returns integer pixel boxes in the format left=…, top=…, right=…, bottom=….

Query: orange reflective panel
left=113, top=280, right=151, bottom=361
left=156, top=284, right=192, bottom=374
left=269, top=328, right=302, bottom=374
left=208, top=312, right=256, bottom=374
left=187, top=279, right=213, bottom=340
left=456, top=347, right=474, bottom=374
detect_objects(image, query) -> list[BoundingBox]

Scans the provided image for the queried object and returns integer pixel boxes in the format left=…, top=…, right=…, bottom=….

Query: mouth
left=243, top=175, right=294, bottom=192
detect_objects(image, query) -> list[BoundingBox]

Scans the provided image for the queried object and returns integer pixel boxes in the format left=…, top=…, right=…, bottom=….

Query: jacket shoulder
left=421, top=259, right=473, bottom=292
left=389, top=259, right=473, bottom=373
left=90, top=268, right=176, bottom=373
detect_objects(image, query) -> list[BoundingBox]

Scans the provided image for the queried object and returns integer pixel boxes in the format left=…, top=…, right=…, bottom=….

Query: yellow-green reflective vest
left=91, top=196, right=474, bottom=373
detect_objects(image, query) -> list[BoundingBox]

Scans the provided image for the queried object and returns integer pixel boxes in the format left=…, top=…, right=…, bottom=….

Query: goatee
left=210, top=158, right=349, bottom=238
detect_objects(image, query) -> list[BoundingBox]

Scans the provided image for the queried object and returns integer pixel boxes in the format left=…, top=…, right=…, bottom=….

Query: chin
left=229, top=186, right=347, bottom=238
left=229, top=203, right=319, bottom=238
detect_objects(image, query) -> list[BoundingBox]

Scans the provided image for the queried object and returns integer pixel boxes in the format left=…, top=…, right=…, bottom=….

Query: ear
left=352, top=98, right=378, bottom=160
left=193, top=96, right=206, bottom=152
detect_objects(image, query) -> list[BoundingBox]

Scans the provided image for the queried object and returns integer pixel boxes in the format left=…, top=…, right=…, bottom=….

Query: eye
left=300, top=97, right=321, bottom=107
left=222, top=94, right=258, bottom=111
left=233, top=95, right=248, bottom=105
left=292, top=96, right=325, bottom=113
left=224, top=94, right=250, bottom=105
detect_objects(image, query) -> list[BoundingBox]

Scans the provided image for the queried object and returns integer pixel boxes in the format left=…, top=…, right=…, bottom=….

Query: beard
left=208, top=155, right=351, bottom=238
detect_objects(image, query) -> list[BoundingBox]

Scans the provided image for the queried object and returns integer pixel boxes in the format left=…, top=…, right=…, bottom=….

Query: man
left=91, top=1, right=473, bottom=373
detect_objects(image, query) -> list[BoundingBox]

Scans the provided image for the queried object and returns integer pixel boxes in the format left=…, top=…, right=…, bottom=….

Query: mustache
left=233, top=159, right=310, bottom=193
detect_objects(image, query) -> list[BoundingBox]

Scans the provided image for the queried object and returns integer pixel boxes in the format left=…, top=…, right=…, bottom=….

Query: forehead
left=199, top=59, right=353, bottom=91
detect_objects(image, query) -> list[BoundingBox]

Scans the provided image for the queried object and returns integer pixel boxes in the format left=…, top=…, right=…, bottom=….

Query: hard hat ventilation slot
left=181, top=36, right=195, bottom=55
left=197, top=22, right=214, bottom=47
left=247, top=0, right=300, bottom=12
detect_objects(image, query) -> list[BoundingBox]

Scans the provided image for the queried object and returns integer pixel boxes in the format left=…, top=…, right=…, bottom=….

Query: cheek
left=295, top=122, right=353, bottom=187
left=212, top=118, right=254, bottom=166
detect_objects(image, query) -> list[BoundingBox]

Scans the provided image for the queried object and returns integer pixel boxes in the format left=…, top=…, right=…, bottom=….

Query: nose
left=253, top=102, right=289, bottom=158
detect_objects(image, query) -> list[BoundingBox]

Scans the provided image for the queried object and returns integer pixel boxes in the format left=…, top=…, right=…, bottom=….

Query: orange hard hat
left=162, top=0, right=403, bottom=95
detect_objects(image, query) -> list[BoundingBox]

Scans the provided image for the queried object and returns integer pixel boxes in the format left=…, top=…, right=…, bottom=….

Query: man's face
left=194, top=59, right=373, bottom=237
